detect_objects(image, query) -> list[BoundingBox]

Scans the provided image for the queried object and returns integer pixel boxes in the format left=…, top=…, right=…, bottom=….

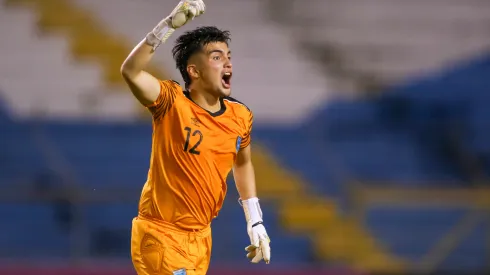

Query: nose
left=225, top=58, right=232, bottom=69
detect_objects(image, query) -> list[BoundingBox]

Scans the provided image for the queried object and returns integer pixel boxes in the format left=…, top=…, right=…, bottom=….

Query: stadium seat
left=0, top=203, right=71, bottom=258
left=256, top=53, right=490, bottom=270
left=2, top=0, right=490, bottom=270
left=366, top=207, right=486, bottom=270
left=42, top=122, right=152, bottom=189
left=0, top=122, right=47, bottom=187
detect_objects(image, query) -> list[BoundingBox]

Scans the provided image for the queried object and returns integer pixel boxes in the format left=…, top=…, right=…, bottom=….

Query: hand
left=167, top=0, right=206, bottom=28
left=245, top=222, right=271, bottom=264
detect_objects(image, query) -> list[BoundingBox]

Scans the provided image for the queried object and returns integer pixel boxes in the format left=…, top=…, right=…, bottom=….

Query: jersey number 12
left=184, top=127, right=203, bottom=155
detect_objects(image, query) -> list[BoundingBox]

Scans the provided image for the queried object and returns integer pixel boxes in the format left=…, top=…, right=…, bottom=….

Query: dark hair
left=172, top=26, right=231, bottom=88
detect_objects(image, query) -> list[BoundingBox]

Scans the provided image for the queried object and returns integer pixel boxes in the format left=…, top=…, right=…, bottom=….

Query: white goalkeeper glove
left=146, top=0, right=206, bottom=50
left=241, top=197, right=271, bottom=264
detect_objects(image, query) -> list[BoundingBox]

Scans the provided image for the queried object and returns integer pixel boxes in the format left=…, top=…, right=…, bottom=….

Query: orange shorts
left=131, top=216, right=212, bottom=275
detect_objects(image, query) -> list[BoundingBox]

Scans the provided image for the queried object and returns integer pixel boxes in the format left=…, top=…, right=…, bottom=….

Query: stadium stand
left=1, top=0, right=395, bottom=272
left=0, top=119, right=316, bottom=265
left=1, top=0, right=139, bottom=119
left=69, top=0, right=333, bottom=124
left=2, top=0, right=335, bottom=124
left=2, top=0, right=490, bottom=273
left=269, top=0, right=490, bottom=93
left=269, top=54, right=490, bottom=190
left=256, top=48, right=490, bottom=272
left=263, top=2, right=490, bottom=269
left=0, top=121, right=46, bottom=189
left=366, top=206, right=487, bottom=271
left=0, top=202, right=72, bottom=258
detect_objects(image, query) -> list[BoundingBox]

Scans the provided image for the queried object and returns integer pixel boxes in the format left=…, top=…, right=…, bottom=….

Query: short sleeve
left=240, top=109, right=254, bottom=149
left=145, top=80, right=181, bottom=120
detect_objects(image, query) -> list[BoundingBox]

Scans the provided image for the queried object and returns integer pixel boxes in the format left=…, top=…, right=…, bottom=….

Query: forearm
left=233, top=150, right=262, bottom=224
left=120, top=15, right=179, bottom=105
left=120, top=39, right=156, bottom=78
left=121, top=15, right=174, bottom=77
left=233, top=161, right=257, bottom=200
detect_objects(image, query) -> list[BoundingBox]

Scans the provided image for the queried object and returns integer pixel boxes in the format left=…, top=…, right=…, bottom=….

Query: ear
left=187, top=65, right=200, bottom=80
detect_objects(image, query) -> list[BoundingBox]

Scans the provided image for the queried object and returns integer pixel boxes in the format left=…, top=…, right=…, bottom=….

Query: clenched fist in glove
left=167, top=0, right=206, bottom=28
left=241, top=197, right=271, bottom=264
left=146, top=0, right=206, bottom=50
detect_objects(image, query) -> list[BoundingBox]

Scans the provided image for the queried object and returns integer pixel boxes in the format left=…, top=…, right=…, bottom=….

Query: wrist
left=145, top=18, right=175, bottom=50
left=241, top=197, right=263, bottom=224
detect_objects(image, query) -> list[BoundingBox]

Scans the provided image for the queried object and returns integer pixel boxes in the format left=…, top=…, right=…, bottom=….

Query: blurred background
left=1, top=0, right=490, bottom=274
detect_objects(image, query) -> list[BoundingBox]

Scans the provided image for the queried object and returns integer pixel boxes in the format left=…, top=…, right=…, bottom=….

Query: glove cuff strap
left=251, top=221, right=263, bottom=228
left=145, top=18, right=175, bottom=51
left=241, top=197, right=263, bottom=224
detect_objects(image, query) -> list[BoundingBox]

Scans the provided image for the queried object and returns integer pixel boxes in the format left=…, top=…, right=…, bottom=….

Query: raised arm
left=121, top=40, right=161, bottom=106
left=120, top=0, right=205, bottom=106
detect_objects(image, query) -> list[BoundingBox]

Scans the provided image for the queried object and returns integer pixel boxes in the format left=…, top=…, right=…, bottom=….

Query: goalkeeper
left=120, top=0, right=271, bottom=274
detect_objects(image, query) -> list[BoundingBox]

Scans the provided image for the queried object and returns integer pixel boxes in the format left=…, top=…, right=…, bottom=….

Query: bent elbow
left=120, top=61, right=131, bottom=79
left=120, top=57, right=140, bottom=79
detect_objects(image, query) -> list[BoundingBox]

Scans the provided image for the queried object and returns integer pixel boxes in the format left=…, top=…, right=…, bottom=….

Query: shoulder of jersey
left=223, top=96, right=251, bottom=113
left=170, top=80, right=183, bottom=91
left=169, top=80, right=185, bottom=96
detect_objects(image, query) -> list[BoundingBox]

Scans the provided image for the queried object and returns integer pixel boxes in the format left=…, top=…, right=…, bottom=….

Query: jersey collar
left=184, top=90, right=227, bottom=117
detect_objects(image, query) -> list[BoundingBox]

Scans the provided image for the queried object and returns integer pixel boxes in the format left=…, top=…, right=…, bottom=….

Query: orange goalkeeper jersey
left=138, top=80, right=253, bottom=230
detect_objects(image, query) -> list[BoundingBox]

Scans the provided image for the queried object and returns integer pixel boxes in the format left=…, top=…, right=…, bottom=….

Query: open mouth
left=222, top=72, right=232, bottom=89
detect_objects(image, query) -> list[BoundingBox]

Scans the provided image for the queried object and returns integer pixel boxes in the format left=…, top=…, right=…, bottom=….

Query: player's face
left=197, top=42, right=232, bottom=97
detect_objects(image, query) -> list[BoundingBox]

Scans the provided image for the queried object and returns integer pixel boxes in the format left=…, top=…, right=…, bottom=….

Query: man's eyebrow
left=207, top=49, right=232, bottom=55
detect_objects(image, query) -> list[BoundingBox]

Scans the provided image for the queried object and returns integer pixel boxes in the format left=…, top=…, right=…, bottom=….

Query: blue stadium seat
left=0, top=203, right=71, bottom=258
left=42, top=122, right=152, bottom=188
left=257, top=54, right=490, bottom=197
left=211, top=197, right=314, bottom=264
left=252, top=53, right=490, bottom=269
left=366, top=208, right=466, bottom=260
left=83, top=202, right=138, bottom=258
left=254, top=127, right=342, bottom=197
left=0, top=122, right=47, bottom=186
left=366, top=207, right=486, bottom=270
left=84, top=202, right=138, bottom=230
left=441, top=219, right=487, bottom=271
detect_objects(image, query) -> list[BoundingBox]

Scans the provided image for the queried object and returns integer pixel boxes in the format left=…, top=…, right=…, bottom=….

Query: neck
left=188, top=87, right=222, bottom=113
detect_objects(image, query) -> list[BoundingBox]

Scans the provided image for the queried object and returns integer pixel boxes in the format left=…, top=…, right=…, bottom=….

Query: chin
left=219, top=88, right=231, bottom=97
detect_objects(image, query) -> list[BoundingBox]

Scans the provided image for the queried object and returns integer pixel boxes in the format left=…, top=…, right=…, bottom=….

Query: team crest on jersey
left=236, top=136, right=242, bottom=152
left=173, top=268, right=186, bottom=275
